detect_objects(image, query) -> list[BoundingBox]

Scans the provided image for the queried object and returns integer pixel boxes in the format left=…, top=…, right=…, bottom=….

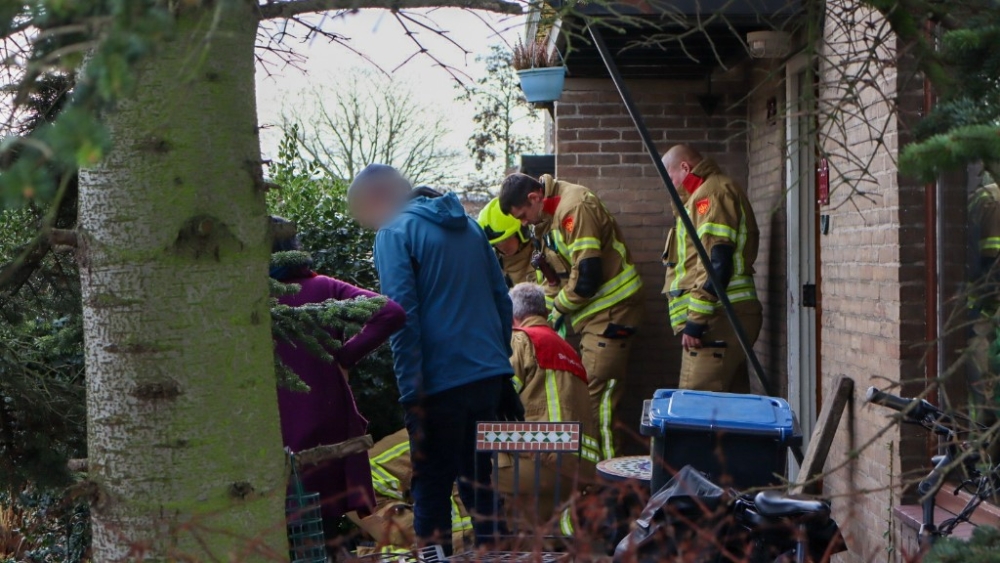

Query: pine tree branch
left=257, top=0, right=523, bottom=20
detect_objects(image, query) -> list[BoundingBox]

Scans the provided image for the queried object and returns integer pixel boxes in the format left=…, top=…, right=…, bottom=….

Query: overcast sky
left=255, top=9, right=534, bottom=182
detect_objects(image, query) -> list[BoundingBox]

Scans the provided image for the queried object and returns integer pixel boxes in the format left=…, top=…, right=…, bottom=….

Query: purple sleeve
left=327, top=277, right=406, bottom=368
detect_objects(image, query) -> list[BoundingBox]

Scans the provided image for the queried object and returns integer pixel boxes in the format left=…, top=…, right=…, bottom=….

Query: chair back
left=476, top=421, right=583, bottom=537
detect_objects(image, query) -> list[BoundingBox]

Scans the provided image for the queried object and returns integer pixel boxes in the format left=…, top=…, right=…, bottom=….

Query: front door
left=785, top=54, right=820, bottom=480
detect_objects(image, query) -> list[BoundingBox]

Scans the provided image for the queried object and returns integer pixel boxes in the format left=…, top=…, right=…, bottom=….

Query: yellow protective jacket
left=365, top=429, right=472, bottom=542
left=534, top=175, right=644, bottom=332
left=499, top=242, right=537, bottom=288
left=510, top=315, right=602, bottom=467
left=662, top=159, right=760, bottom=333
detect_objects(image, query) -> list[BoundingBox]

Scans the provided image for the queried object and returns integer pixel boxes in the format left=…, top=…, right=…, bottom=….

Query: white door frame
left=784, top=53, right=818, bottom=479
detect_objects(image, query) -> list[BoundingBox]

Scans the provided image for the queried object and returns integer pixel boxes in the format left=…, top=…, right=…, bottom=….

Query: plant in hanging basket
left=512, top=38, right=566, bottom=103
left=512, top=37, right=560, bottom=70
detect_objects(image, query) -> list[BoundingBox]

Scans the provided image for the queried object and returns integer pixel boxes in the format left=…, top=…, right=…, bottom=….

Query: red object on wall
left=816, top=158, right=830, bottom=206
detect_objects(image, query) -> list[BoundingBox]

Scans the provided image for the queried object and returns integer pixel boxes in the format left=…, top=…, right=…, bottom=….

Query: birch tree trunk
left=77, top=2, right=286, bottom=560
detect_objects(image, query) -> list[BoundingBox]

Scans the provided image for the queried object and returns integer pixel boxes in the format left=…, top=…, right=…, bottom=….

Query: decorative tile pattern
left=476, top=422, right=581, bottom=453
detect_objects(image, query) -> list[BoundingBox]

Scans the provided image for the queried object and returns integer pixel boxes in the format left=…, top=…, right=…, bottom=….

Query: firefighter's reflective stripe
left=559, top=507, right=574, bottom=536
left=369, top=441, right=411, bottom=500
left=551, top=233, right=641, bottom=323
left=983, top=237, right=1000, bottom=253
left=599, top=379, right=616, bottom=459
left=568, top=265, right=642, bottom=326
left=376, top=546, right=412, bottom=557
left=544, top=370, right=563, bottom=422
left=688, top=296, right=716, bottom=316
left=569, top=236, right=602, bottom=254
left=669, top=275, right=757, bottom=329
left=669, top=294, right=691, bottom=329
left=669, top=221, right=690, bottom=295
left=551, top=231, right=571, bottom=260
left=371, top=468, right=403, bottom=500
left=735, top=205, right=750, bottom=274
left=696, top=222, right=737, bottom=243
left=452, top=498, right=472, bottom=533
left=512, top=373, right=524, bottom=394
left=371, top=441, right=409, bottom=465
left=555, top=262, right=641, bottom=323
left=581, top=434, right=602, bottom=463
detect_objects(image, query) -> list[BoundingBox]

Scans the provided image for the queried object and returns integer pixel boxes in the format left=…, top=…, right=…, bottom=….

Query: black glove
left=497, top=379, right=526, bottom=422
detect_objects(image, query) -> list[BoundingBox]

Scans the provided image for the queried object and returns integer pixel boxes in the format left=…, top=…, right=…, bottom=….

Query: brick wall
left=553, top=74, right=749, bottom=454
left=745, top=60, right=789, bottom=397
left=817, top=1, right=929, bottom=560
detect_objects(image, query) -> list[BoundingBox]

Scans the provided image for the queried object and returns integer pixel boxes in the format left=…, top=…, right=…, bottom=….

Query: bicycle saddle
left=754, top=491, right=830, bottom=518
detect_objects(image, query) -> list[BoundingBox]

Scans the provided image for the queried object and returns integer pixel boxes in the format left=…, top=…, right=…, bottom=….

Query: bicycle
left=867, top=386, right=1000, bottom=547
left=613, top=465, right=844, bottom=563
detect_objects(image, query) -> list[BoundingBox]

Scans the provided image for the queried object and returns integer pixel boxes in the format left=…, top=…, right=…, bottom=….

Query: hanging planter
left=517, top=66, right=567, bottom=103
left=513, top=38, right=567, bottom=103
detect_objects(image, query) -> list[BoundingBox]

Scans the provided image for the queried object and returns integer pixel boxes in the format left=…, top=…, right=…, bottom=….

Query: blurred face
left=494, top=236, right=521, bottom=256
left=507, top=191, right=546, bottom=226
left=349, top=178, right=406, bottom=230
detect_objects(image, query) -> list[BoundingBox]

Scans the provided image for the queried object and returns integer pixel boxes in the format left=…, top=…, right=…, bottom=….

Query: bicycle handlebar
left=866, top=387, right=944, bottom=423
left=866, top=387, right=912, bottom=412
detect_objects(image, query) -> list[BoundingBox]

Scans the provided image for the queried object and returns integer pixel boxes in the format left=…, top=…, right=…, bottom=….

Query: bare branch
left=294, top=434, right=374, bottom=467
left=257, top=0, right=523, bottom=20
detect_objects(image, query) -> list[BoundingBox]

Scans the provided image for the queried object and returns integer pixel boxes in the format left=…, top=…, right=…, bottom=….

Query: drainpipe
left=923, top=21, right=939, bottom=407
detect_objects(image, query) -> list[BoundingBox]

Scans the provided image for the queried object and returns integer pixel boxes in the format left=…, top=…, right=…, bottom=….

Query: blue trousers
left=404, top=376, right=504, bottom=555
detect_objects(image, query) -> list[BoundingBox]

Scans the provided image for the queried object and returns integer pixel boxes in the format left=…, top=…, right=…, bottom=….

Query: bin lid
left=643, top=389, right=798, bottom=441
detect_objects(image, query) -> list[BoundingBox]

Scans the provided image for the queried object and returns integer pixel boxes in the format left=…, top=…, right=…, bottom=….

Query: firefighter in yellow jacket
left=478, top=198, right=536, bottom=288
left=351, top=283, right=598, bottom=544
left=661, top=144, right=762, bottom=392
left=500, top=282, right=600, bottom=527
left=499, top=174, right=644, bottom=460
left=349, top=429, right=473, bottom=553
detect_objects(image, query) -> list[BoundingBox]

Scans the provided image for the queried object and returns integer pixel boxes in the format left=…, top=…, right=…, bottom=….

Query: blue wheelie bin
left=641, top=389, right=802, bottom=491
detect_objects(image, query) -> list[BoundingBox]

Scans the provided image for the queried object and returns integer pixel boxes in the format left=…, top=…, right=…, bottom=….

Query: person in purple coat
left=270, top=216, right=406, bottom=537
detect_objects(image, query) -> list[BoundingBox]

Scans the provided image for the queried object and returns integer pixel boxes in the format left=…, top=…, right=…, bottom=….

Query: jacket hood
left=403, top=192, right=469, bottom=230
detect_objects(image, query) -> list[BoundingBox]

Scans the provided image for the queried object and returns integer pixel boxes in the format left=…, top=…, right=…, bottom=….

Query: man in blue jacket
left=348, top=164, right=519, bottom=554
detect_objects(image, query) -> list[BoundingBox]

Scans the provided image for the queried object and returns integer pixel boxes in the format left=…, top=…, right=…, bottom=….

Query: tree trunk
left=78, top=3, right=286, bottom=560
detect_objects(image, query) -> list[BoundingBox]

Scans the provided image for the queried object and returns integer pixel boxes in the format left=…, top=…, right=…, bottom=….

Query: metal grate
left=448, top=552, right=570, bottom=563
left=354, top=545, right=448, bottom=563
left=287, top=451, right=326, bottom=563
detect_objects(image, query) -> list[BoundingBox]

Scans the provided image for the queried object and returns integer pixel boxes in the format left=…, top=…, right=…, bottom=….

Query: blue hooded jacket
left=374, top=192, right=514, bottom=403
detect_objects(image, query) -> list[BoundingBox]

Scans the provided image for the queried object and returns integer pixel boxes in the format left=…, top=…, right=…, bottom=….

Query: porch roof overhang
left=540, top=0, right=803, bottom=80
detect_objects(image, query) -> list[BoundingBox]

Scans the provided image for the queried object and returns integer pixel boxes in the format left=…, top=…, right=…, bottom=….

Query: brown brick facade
left=745, top=59, right=790, bottom=398
left=553, top=75, right=749, bottom=454
left=816, top=2, right=928, bottom=559
left=548, top=4, right=945, bottom=558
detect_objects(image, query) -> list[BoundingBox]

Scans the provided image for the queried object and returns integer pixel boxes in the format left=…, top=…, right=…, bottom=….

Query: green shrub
left=922, top=526, right=1000, bottom=562
left=0, top=490, right=90, bottom=563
